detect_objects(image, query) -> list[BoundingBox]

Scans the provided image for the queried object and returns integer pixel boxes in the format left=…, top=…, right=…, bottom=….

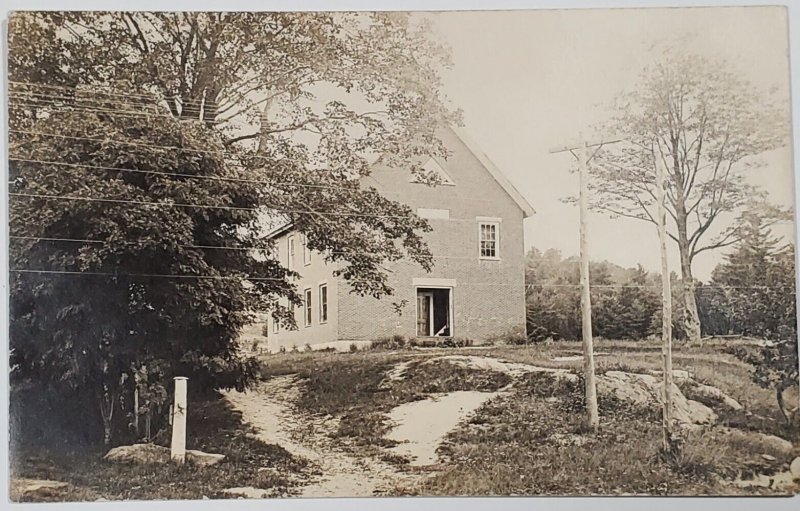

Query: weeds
left=11, top=395, right=309, bottom=501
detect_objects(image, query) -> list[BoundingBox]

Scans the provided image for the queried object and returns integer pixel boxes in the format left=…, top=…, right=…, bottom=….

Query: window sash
left=319, top=284, right=328, bottom=323
left=303, top=235, right=312, bottom=265
left=478, top=222, right=499, bottom=258
left=304, top=289, right=312, bottom=327
left=287, top=236, right=295, bottom=269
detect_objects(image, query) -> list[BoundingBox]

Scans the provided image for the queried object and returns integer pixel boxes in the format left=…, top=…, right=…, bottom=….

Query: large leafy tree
left=8, top=11, right=456, bottom=445
left=589, top=51, right=790, bottom=342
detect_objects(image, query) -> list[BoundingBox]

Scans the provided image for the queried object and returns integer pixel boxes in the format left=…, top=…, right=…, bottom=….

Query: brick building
left=263, top=126, right=534, bottom=352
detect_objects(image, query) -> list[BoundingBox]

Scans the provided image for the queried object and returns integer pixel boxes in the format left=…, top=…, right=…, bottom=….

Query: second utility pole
left=550, top=135, right=619, bottom=431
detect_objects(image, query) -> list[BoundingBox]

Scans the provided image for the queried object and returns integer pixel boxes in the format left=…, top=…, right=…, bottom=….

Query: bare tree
left=590, top=51, right=789, bottom=341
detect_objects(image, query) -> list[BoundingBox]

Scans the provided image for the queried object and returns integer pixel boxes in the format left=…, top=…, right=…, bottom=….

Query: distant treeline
left=525, top=223, right=796, bottom=342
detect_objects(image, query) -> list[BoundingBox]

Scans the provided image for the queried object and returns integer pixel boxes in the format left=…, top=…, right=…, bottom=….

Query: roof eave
left=449, top=125, right=536, bottom=218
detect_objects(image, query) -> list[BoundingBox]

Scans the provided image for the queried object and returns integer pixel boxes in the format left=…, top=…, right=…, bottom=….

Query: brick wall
left=338, top=127, right=528, bottom=343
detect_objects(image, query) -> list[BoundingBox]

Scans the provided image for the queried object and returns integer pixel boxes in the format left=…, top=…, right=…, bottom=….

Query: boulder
left=186, top=449, right=225, bottom=467
left=104, top=443, right=170, bottom=464
left=755, top=433, right=794, bottom=454
left=104, top=443, right=225, bottom=466
left=11, top=478, right=69, bottom=500
left=790, top=457, right=800, bottom=478
left=598, top=371, right=717, bottom=425
left=692, top=384, right=743, bottom=410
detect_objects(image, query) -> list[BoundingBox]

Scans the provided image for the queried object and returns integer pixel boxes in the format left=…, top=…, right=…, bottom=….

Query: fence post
left=170, top=377, right=188, bottom=464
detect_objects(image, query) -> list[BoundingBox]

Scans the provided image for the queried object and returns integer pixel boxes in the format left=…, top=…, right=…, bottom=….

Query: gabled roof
left=265, top=124, right=536, bottom=239
left=264, top=222, right=294, bottom=239
left=449, top=126, right=536, bottom=218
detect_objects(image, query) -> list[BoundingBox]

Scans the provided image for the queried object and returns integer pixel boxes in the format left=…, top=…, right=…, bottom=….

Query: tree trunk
left=678, top=243, right=702, bottom=343
left=672, top=163, right=702, bottom=344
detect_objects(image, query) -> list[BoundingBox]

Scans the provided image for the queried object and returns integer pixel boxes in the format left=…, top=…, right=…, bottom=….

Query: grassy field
left=260, top=339, right=799, bottom=496
left=11, top=338, right=799, bottom=499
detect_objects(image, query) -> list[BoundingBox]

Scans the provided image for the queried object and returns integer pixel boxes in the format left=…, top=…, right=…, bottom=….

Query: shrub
left=440, top=338, right=474, bottom=348
left=370, top=335, right=407, bottom=351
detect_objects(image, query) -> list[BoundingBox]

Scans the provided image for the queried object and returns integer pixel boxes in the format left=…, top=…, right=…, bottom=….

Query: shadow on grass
left=11, top=394, right=310, bottom=502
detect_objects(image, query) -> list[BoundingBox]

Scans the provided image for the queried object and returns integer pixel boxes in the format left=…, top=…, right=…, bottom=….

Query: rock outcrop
left=597, top=371, right=717, bottom=425
left=11, top=478, right=69, bottom=500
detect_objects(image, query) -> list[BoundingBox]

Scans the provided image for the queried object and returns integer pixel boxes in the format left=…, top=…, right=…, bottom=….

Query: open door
left=417, top=292, right=432, bottom=336
left=416, top=288, right=452, bottom=337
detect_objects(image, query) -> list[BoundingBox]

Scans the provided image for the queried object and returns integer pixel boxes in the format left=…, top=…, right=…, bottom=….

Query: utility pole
left=550, top=135, right=620, bottom=431
left=654, top=150, right=675, bottom=453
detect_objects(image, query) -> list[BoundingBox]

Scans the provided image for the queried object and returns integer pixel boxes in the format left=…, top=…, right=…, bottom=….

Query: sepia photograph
left=3, top=2, right=800, bottom=503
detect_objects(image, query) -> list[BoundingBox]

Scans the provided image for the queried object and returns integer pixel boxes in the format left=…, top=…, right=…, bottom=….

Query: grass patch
left=672, top=426, right=796, bottom=483
left=422, top=370, right=790, bottom=496
left=426, top=373, right=704, bottom=495
left=11, top=394, right=309, bottom=502
left=260, top=351, right=511, bottom=446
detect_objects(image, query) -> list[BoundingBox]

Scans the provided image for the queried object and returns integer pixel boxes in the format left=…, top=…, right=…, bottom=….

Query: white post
left=170, top=377, right=188, bottom=464
left=578, top=138, right=599, bottom=431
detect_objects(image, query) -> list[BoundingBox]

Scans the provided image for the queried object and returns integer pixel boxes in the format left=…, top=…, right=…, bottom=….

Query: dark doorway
left=416, top=287, right=451, bottom=337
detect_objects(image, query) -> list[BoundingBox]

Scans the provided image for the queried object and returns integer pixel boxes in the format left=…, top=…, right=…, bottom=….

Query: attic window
left=410, top=157, right=455, bottom=186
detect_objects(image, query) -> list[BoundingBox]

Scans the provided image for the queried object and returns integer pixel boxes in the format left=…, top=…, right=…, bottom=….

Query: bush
left=440, top=338, right=474, bottom=348
left=370, top=335, right=407, bottom=351
left=490, top=326, right=528, bottom=345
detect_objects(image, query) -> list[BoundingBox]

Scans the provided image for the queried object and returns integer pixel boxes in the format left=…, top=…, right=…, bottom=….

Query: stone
left=186, top=449, right=226, bottom=467
left=597, top=371, right=717, bottom=425
left=761, top=454, right=777, bottom=462
left=790, top=457, right=800, bottom=477
left=692, top=384, right=743, bottom=410
left=104, top=443, right=224, bottom=467
left=11, top=478, right=69, bottom=500
left=104, top=443, right=170, bottom=464
left=222, top=486, right=272, bottom=499
left=756, top=434, right=794, bottom=454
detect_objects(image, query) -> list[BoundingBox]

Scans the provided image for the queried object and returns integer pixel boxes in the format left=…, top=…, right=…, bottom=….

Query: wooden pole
left=654, top=153, right=674, bottom=451
left=578, top=139, right=599, bottom=430
left=550, top=137, right=618, bottom=431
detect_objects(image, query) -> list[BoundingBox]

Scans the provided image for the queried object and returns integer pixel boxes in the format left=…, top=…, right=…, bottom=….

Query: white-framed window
left=319, top=283, right=328, bottom=323
left=478, top=220, right=500, bottom=259
left=287, top=235, right=295, bottom=270
left=303, top=235, right=312, bottom=266
left=304, top=288, right=312, bottom=327
left=271, top=299, right=279, bottom=334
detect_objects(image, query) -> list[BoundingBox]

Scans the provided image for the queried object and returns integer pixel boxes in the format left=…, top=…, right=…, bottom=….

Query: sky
left=420, top=6, right=794, bottom=281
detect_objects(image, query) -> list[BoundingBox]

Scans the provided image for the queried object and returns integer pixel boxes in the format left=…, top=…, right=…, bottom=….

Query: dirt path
left=223, top=375, right=418, bottom=498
